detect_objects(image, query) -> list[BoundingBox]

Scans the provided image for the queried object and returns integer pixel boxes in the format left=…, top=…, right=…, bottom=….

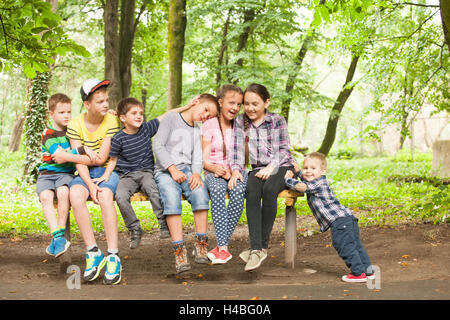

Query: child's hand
left=87, top=182, right=102, bottom=204
left=223, top=168, right=232, bottom=180
left=107, top=109, right=117, bottom=116
left=214, top=165, right=227, bottom=178
left=169, top=166, right=187, bottom=184
left=189, top=173, right=204, bottom=190
left=52, top=146, right=67, bottom=164
left=285, top=170, right=294, bottom=179
left=228, top=170, right=243, bottom=190
left=92, top=174, right=109, bottom=185
left=255, top=165, right=274, bottom=181
left=187, top=95, right=200, bottom=109
left=291, top=159, right=300, bottom=173
left=84, top=146, right=100, bottom=164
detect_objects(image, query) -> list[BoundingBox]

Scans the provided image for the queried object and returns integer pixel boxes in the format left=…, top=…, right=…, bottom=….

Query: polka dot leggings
left=205, top=172, right=248, bottom=247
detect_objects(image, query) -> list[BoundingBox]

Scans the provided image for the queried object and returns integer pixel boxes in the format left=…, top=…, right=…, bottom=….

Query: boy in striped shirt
left=108, top=97, right=190, bottom=248
left=36, top=93, right=97, bottom=258
left=284, top=152, right=374, bottom=283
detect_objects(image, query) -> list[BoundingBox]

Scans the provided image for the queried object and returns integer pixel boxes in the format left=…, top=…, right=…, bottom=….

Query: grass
left=0, top=147, right=448, bottom=237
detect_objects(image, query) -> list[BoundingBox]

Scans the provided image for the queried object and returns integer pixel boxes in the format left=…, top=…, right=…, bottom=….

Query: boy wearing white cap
left=67, top=79, right=122, bottom=285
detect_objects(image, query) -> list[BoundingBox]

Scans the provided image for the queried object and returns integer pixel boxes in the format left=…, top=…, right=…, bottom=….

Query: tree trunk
left=216, top=9, right=232, bottom=86
left=317, top=54, right=359, bottom=156
left=167, top=0, right=187, bottom=109
left=440, top=0, right=450, bottom=53
left=119, top=0, right=136, bottom=100
left=104, top=0, right=121, bottom=110
left=280, top=0, right=325, bottom=124
left=233, top=8, right=256, bottom=85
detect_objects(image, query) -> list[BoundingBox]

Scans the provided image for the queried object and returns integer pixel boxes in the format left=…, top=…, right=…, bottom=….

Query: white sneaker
left=244, top=250, right=267, bottom=272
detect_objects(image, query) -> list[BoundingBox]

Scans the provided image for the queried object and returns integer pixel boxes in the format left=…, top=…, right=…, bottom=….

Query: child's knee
left=56, top=186, right=70, bottom=199
left=39, top=190, right=55, bottom=204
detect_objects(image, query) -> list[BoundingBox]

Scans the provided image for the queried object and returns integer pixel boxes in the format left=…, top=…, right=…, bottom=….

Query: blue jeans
left=205, top=172, right=248, bottom=246
left=70, top=167, right=119, bottom=195
left=154, top=167, right=210, bottom=215
left=331, top=216, right=372, bottom=276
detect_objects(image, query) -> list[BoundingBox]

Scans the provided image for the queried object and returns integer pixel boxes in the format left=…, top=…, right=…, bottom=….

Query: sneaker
left=103, top=254, right=122, bottom=285
left=192, top=240, right=209, bottom=264
left=244, top=250, right=267, bottom=272
left=240, top=248, right=267, bottom=263
left=53, top=237, right=70, bottom=258
left=342, top=272, right=368, bottom=283
left=207, top=246, right=220, bottom=262
left=83, top=249, right=106, bottom=282
left=159, top=226, right=171, bottom=239
left=174, top=245, right=191, bottom=273
left=212, top=249, right=232, bottom=265
left=46, top=238, right=56, bottom=256
left=366, top=273, right=376, bottom=280
left=129, top=229, right=143, bottom=249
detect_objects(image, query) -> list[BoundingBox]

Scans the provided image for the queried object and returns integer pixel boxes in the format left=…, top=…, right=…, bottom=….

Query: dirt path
left=1, top=218, right=449, bottom=302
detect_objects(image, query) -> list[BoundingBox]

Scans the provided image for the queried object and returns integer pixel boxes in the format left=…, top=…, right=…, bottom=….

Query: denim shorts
left=36, top=173, right=75, bottom=196
left=70, top=167, right=119, bottom=194
left=154, top=167, right=210, bottom=215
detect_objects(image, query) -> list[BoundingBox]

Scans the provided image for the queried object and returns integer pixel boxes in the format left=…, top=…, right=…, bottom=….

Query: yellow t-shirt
left=67, top=113, right=120, bottom=166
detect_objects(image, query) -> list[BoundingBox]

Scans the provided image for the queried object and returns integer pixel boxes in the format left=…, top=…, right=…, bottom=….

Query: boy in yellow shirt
left=67, top=79, right=122, bottom=285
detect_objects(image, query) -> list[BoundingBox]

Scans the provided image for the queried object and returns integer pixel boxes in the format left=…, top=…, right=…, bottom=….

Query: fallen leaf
left=11, top=237, right=23, bottom=242
left=182, top=281, right=188, bottom=286
left=196, top=273, right=203, bottom=279
left=42, top=259, right=48, bottom=263
left=250, top=296, right=259, bottom=300
left=400, top=262, right=408, bottom=267
left=325, top=244, right=332, bottom=248
left=124, top=255, right=130, bottom=260
left=282, top=296, right=288, bottom=299
left=280, top=242, right=285, bottom=247
left=401, top=254, right=410, bottom=259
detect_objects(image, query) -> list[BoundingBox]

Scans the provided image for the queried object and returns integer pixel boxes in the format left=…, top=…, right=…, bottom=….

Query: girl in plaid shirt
left=228, top=83, right=295, bottom=272
left=285, top=152, right=374, bottom=283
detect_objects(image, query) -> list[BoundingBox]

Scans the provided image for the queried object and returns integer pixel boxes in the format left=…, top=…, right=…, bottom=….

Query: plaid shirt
left=285, top=172, right=353, bottom=232
left=228, top=112, right=293, bottom=172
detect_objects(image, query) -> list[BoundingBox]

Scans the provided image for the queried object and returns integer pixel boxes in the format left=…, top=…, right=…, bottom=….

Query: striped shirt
left=109, top=118, right=160, bottom=174
left=229, top=112, right=294, bottom=172
left=66, top=113, right=120, bottom=167
left=38, top=126, right=80, bottom=174
left=285, top=173, right=353, bottom=232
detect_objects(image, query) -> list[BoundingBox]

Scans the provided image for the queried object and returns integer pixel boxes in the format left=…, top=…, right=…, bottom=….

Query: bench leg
left=59, top=214, right=72, bottom=274
left=284, top=206, right=297, bottom=269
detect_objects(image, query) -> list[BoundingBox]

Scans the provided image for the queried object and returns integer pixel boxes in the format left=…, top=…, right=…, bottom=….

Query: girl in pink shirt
left=201, top=84, right=247, bottom=264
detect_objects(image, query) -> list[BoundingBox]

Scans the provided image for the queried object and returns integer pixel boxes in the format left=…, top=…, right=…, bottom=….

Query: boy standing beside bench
left=67, top=79, right=122, bottom=285
left=284, top=152, right=374, bottom=283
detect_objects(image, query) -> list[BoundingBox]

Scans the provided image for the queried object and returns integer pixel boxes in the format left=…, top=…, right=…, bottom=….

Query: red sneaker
left=342, top=272, right=367, bottom=283
left=212, top=249, right=232, bottom=264
left=207, top=246, right=219, bottom=262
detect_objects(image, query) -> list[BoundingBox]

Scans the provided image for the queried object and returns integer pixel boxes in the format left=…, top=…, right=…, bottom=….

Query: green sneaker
left=83, top=249, right=106, bottom=282
left=103, top=254, right=122, bottom=285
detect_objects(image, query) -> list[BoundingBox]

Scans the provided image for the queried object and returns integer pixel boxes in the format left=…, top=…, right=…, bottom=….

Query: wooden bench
left=57, top=189, right=304, bottom=273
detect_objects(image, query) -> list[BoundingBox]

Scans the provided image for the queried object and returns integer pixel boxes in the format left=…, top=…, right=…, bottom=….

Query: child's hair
left=215, top=84, right=243, bottom=157
left=86, top=86, right=108, bottom=102
left=197, top=93, right=220, bottom=114
left=47, top=93, right=71, bottom=112
left=117, top=97, right=144, bottom=116
left=217, top=84, right=244, bottom=100
left=242, top=83, right=271, bottom=166
left=305, top=152, right=327, bottom=169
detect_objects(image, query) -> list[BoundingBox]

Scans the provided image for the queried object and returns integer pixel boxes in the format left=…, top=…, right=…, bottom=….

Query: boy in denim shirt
left=285, top=152, right=374, bottom=282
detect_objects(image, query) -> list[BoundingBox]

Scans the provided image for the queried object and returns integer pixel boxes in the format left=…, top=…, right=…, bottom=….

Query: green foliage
left=0, top=0, right=90, bottom=78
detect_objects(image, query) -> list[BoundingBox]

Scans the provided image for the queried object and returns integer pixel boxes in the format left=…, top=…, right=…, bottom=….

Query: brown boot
left=173, top=242, right=191, bottom=273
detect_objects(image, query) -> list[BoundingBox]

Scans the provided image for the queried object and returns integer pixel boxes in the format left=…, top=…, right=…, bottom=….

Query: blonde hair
left=305, top=152, right=327, bottom=169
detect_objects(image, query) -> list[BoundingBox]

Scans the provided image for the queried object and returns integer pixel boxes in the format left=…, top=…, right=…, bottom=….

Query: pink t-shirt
left=200, top=117, right=233, bottom=168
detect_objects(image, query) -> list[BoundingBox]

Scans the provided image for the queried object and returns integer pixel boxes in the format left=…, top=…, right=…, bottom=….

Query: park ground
left=0, top=214, right=449, bottom=302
